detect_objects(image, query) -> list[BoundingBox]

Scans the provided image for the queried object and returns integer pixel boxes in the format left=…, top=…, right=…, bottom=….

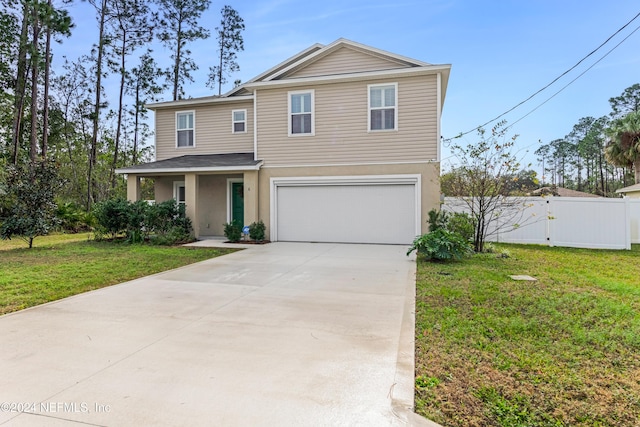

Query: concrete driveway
left=0, top=242, right=431, bottom=426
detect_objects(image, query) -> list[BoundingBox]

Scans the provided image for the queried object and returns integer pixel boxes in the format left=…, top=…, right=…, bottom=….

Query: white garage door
left=273, top=178, right=419, bottom=244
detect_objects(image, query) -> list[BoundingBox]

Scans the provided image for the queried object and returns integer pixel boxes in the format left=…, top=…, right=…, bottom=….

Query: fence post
left=625, top=198, right=632, bottom=250
left=547, top=198, right=554, bottom=247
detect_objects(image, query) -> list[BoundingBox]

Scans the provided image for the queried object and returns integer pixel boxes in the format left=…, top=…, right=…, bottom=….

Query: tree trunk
left=42, top=0, right=53, bottom=159
left=218, top=32, right=224, bottom=95
left=132, top=80, right=140, bottom=164
left=88, top=0, right=107, bottom=211
left=635, top=158, right=640, bottom=184
left=12, top=4, right=30, bottom=165
left=29, top=1, right=40, bottom=162
left=173, top=19, right=182, bottom=101
left=111, top=32, right=127, bottom=189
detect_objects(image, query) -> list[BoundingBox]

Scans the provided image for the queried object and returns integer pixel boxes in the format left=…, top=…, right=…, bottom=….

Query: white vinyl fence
left=443, top=197, right=640, bottom=250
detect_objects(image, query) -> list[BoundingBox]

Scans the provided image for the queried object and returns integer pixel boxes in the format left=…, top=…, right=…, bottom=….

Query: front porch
left=117, top=153, right=262, bottom=239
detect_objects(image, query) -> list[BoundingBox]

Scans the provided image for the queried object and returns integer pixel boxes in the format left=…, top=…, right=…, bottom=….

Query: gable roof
left=616, top=183, right=640, bottom=194
left=532, top=186, right=601, bottom=198
left=149, top=38, right=451, bottom=109
left=259, top=38, right=431, bottom=82
left=228, top=38, right=450, bottom=100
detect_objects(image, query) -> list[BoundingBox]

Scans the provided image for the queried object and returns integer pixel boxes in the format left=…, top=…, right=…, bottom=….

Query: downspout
left=436, top=72, right=442, bottom=163
left=253, top=90, right=258, bottom=161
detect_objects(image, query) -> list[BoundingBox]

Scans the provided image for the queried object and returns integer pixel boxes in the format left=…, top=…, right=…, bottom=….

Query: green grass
left=0, top=234, right=236, bottom=315
left=414, top=244, right=640, bottom=427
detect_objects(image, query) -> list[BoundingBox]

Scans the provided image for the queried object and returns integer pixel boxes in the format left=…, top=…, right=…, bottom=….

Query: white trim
left=288, top=89, right=315, bottom=137
left=242, top=65, right=451, bottom=90
left=368, top=83, right=398, bottom=132
left=231, top=44, right=325, bottom=89
left=437, top=73, right=442, bottom=162
left=226, top=178, right=244, bottom=223
left=261, top=159, right=437, bottom=169
left=269, top=174, right=421, bottom=242
left=148, top=94, right=253, bottom=110
left=231, top=109, right=247, bottom=134
left=175, top=110, right=195, bottom=148
left=253, top=91, right=258, bottom=161
left=173, top=180, right=185, bottom=205
left=116, top=162, right=263, bottom=175
left=264, top=38, right=431, bottom=82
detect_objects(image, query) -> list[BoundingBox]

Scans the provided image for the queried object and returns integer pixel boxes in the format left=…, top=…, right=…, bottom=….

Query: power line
left=505, top=22, right=640, bottom=132
left=448, top=10, right=640, bottom=140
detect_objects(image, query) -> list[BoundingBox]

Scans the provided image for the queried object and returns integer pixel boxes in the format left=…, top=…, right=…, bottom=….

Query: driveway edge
left=389, top=258, right=443, bottom=427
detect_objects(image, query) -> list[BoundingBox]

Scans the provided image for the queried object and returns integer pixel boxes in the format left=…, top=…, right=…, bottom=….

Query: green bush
left=92, top=198, right=130, bottom=239
left=447, top=212, right=475, bottom=242
left=407, top=228, right=472, bottom=261
left=248, top=220, right=266, bottom=241
left=427, top=208, right=449, bottom=232
left=223, top=220, right=243, bottom=242
left=126, top=200, right=150, bottom=243
left=93, top=198, right=193, bottom=245
left=56, top=202, right=95, bottom=233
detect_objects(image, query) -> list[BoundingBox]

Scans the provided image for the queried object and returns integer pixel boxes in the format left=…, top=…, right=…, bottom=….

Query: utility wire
left=449, top=10, right=640, bottom=140
left=505, top=22, right=640, bottom=132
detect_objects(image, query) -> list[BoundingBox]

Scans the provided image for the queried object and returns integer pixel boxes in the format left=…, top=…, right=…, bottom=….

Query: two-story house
left=117, top=38, right=451, bottom=244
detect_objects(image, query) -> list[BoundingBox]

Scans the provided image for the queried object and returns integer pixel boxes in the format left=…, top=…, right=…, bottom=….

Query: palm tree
left=605, top=111, right=640, bottom=184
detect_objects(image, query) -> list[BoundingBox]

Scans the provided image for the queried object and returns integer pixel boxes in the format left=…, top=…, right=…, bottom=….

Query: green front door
left=231, top=182, right=244, bottom=225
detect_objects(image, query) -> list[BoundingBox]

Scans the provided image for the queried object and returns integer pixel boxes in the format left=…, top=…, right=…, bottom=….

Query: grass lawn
left=415, top=244, right=640, bottom=427
left=0, top=234, right=236, bottom=315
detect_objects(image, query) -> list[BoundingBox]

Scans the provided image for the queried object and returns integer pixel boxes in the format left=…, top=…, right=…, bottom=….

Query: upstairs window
left=368, top=83, right=397, bottom=131
left=289, top=90, right=314, bottom=136
left=176, top=111, right=195, bottom=147
left=232, top=109, right=246, bottom=133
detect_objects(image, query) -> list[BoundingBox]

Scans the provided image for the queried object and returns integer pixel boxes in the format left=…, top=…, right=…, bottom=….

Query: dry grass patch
left=415, top=244, right=640, bottom=427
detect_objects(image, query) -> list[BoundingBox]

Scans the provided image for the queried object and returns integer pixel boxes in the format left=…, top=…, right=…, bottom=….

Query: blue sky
left=61, top=0, right=640, bottom=171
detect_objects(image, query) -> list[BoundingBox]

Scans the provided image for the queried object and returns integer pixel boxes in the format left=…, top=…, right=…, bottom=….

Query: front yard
left=0, top=234, right=235, bottom=315
left=415, top=244, right=640, bottom=427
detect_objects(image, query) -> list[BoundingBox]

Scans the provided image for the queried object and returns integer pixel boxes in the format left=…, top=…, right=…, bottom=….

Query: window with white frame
left=289, top=90, right=314, bottom=135
left=368, top=83, right=397, bottom=131
left=173, top=181, right=185, bottom=206
left=176, top=111, right=195, bottom=147
left=232, top=109, right=246, bottom=133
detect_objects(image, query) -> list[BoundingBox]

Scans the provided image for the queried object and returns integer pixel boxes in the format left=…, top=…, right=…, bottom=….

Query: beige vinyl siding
left=256, top=74, right=438, bottom=166
left=287, top=46, right=409, bottom=79
left=155, top=101, right=254, bottom=161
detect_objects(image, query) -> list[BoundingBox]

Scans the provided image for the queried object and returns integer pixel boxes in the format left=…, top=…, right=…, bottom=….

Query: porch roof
left=116, top=153, right=262, bottom=175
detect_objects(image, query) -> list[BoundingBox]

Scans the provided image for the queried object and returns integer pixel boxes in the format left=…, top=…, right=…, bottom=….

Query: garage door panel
left=276, top=184, right=416, bottom=244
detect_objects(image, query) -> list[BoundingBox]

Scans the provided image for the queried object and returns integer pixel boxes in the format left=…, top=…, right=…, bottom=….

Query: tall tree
left=157, top=0, right=211, bottom=100
left=609, top=83, right=640, bottom=119
left=207, top=4, right=244, bottom=95
left=40, top=0, right=72, bottom=159
left=28, top=0, right=41, bottom=162
left=10, top=2, right=29, bottom=164
left=86, top=0, right=110, bottom=210
left=107, top=0, right=153, bottom=189
left=605, top=111, right=640, bottom=184
left=127, top=50, right=164, bottom=164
